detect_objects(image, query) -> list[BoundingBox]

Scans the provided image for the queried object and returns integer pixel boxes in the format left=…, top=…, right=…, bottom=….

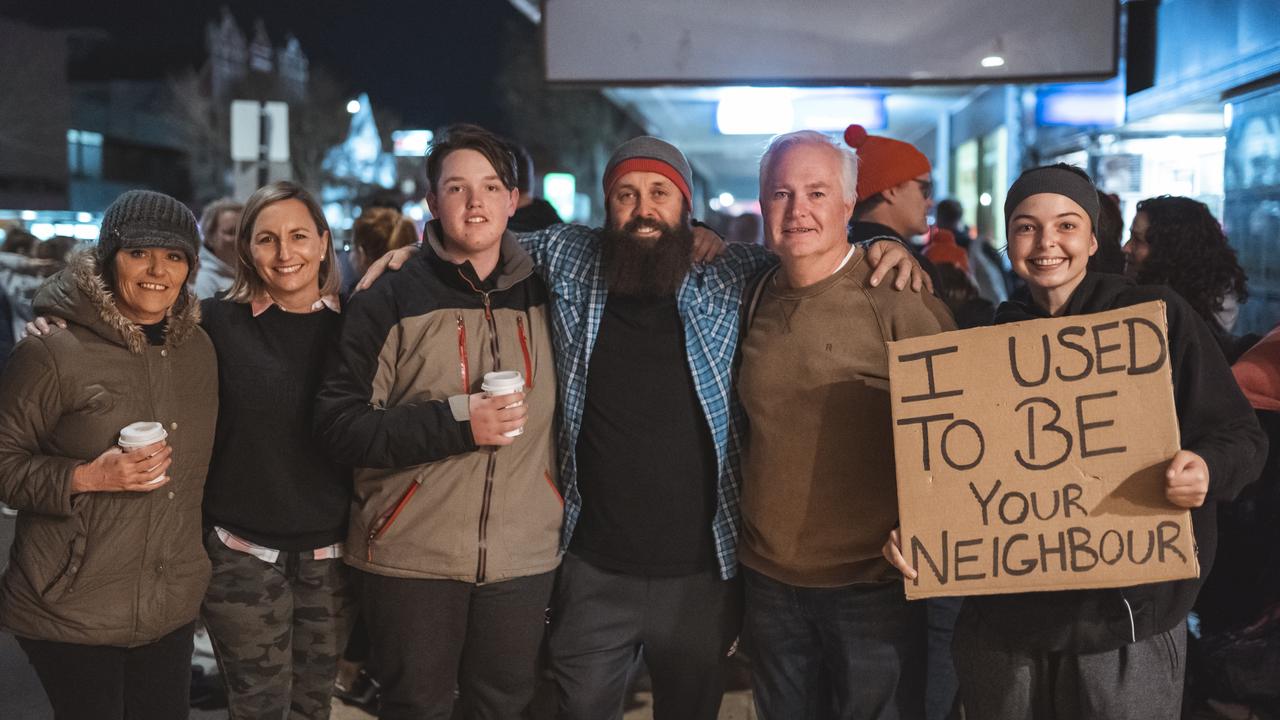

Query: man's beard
left=601, top=214, right=694, bottom=297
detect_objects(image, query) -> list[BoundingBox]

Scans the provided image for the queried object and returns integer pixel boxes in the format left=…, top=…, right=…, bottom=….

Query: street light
left=346, top=99, right=361, bottom=114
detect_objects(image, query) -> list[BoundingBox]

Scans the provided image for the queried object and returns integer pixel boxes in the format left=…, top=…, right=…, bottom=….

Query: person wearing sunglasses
left=845, top=124, right=943, bottom=293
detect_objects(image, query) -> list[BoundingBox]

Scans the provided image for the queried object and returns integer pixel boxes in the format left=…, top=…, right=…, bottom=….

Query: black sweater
left=848, top=220, right=944, bottom=292
left=966, top=272, right=1267, bottom=653
left=200, top=298, right=351, bottom=551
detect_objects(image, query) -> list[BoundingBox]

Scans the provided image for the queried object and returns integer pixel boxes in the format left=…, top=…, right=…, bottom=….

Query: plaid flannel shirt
left=520, top=225, right=776, bottom=580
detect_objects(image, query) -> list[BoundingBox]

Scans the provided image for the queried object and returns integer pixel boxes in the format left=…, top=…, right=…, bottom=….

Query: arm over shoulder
left=516, top=223, right=598, bottom=271
left=716, top=242, right=777, bottom=285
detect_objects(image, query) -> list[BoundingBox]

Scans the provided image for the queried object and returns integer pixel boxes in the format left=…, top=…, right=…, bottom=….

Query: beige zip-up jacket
left=315, top=224, right=562, bottom=584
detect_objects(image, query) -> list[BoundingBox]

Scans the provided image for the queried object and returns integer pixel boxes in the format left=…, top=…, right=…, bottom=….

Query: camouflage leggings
left=201, top=531, right=357, bottom=720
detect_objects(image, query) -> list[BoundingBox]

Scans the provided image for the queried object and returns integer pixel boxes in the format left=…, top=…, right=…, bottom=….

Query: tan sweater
left=738, top=250, right=956, bottom=587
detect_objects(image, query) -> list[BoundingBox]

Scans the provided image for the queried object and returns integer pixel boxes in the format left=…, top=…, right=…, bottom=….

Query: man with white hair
left=736, top=130, right=955, bottom=719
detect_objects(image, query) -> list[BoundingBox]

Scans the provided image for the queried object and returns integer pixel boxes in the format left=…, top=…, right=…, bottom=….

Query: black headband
left=1004, top=165, right=1100, bottom=233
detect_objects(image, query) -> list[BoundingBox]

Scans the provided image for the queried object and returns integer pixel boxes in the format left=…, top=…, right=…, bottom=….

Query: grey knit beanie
left=1004, top=164, right=1101, bottom=233
left=603, top=136, right=694, bottom=206
left=96, top=190, right=200, bottom=268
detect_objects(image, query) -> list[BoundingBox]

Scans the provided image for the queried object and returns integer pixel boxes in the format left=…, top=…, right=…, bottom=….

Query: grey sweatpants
left=952, top=609, right=1187, bottom=720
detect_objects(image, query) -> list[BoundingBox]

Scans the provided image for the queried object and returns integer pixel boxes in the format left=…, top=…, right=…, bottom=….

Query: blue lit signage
left=1036, top=77, right=1125, bottom=128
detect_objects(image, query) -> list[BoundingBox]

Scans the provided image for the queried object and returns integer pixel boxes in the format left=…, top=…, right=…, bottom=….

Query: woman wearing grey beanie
left=0, top=189, right=218, bottom=720
left=884, top=164, right=1267, bottom=718
left=23, top=182, right=356, bottom=719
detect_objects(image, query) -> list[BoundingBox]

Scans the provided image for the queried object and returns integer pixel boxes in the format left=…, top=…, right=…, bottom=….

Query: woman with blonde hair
left=199, top=181, right=354, bottom=719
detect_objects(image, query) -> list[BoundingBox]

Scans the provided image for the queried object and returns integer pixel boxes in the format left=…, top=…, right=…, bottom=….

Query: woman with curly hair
left=1123, top=196, right=1249, bottom=358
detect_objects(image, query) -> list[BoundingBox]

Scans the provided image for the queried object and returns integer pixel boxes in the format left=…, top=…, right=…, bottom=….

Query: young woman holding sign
left=883, top=164, right=1267, bottom=718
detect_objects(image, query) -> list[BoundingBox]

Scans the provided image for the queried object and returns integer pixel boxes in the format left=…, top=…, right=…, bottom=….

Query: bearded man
left=543, top=139, right=757, bottom=719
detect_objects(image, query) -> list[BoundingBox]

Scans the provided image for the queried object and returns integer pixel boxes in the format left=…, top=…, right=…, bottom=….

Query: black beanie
left=1004, top=165, right=1100, bottom=233
left=96, top=190, right=200, bottom=268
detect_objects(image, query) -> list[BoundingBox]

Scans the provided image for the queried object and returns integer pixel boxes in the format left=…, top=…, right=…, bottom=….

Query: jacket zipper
left=457, top=269, right=502, bottom=583
left=456, top=313, right=470, bottom=392
left=367, top=480, right=421, bottom=563
left=477, top=450, right=498, bottom=582
left=481, top=291, right=500, bottom=363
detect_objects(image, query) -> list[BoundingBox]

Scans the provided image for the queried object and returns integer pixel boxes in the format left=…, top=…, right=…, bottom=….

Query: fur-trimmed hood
left=33, top=248, right=201, bottom=354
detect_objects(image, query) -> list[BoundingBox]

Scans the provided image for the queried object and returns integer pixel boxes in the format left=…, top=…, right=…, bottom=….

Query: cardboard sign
left=887, top=301, right=1198, bottom=599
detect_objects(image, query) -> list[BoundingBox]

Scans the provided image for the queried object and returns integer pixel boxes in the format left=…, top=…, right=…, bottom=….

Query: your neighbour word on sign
left=887, top=301, right=1197, bottom=600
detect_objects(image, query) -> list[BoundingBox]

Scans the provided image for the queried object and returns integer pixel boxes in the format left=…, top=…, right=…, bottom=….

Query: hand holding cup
left=469, top=392, right=528, bottom=447
left=470, top=371, right=529, bottom=446
left=72, top=440, right=172, bottom=494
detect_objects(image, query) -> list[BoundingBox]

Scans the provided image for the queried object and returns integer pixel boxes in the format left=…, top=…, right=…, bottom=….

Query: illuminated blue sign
left=1036, top=77, right=1125, bottom=128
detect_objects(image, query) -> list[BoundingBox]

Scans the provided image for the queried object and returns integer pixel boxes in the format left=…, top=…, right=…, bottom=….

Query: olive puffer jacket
left=0, top=250, right=218, bottom=647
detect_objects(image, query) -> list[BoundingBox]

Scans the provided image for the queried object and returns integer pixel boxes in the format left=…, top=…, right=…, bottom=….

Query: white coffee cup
left=481, top=370, right=525, bottom=438
left=118, top=421, right=168, bottom=484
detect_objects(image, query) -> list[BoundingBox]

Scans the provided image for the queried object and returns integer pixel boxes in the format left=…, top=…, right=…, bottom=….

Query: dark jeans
left=744, top=569, right=926, bottom=720
left=359, top=568, right=555, bottom=720
left=925, top=597, right=962, bottom=720
left=17, top=620, right=196, bottom=720
left=548, top=553, right=743, bottom=720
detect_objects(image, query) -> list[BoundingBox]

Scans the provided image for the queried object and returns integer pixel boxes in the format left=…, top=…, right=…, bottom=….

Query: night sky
left=0, top=0, right=527, bottom=130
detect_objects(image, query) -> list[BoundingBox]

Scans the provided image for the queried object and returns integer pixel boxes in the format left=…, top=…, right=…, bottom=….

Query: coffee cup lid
left=483, top=370, right=523, bottom=384
left=120, top=421, right=167, bottom=446
left=481, top=371, right=524, bottom=391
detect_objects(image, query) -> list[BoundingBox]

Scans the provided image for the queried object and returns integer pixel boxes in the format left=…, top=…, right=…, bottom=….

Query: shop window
left=67, top=129, right=104, bottom=179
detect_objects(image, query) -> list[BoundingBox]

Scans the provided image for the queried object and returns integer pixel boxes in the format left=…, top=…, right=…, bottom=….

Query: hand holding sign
left=887, top=301, right=1198, bottom=599
left=1165, top=450, right=1209, bottom=508
left=882, top=528, right=916, bottom=580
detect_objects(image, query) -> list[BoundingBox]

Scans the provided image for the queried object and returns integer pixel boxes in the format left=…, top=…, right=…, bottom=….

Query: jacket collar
left=995, top=272, right=1135, bottom=323
left=848, top=220, right=905, bottom=244
left=422, top=219, right=534, bottom=292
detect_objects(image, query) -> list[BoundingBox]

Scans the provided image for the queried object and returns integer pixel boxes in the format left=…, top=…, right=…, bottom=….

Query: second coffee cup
left=118, top=421, right=168, bottom=484
left=481, top=371, right=525, bottom=438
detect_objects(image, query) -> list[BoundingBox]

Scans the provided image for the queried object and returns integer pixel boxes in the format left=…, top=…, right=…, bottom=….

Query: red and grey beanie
left=603, top=136, right=693, bottom=207
left=843, top=124, right=932, bottom=202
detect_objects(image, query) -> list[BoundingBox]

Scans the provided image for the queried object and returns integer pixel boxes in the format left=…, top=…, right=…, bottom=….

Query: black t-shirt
left=140, top=320, right=166, bottom=346
left=570, top=293, right=719, bottom=576
left=508, top=199, right=564, bottom=233
left=200, top=299, right=351, bottom=550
